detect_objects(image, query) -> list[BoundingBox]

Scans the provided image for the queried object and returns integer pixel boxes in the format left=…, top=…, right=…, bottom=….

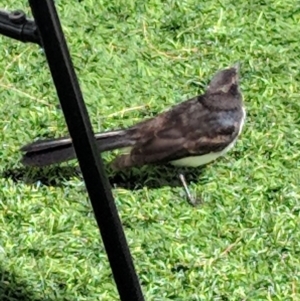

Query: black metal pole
left=27, top=1, right=145, bottom=300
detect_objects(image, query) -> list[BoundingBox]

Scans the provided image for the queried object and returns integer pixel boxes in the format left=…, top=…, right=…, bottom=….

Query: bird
left=20, top=64, right=245, bottom=204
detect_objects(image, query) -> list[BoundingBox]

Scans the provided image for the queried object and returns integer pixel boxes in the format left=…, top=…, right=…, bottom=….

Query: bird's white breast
left=170, top=107, right=246, bottom=168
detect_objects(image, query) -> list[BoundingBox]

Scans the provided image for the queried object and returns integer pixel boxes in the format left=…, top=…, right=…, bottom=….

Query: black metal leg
left=0, top=2, right=145, bottom=301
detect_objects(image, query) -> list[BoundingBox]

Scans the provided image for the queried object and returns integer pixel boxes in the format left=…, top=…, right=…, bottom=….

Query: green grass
left=1, top=0, right=300, bottom=300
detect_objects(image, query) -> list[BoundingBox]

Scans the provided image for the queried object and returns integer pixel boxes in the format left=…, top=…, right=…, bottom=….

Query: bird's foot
left=178, top=173, right=202, bottom=206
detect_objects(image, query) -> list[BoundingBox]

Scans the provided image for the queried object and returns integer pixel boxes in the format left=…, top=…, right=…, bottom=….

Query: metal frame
left=0, top=1, right=145, bottom=300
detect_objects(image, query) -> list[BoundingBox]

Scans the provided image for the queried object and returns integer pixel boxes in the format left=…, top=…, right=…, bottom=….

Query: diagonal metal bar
left=27, top=1, right=145, bottom=300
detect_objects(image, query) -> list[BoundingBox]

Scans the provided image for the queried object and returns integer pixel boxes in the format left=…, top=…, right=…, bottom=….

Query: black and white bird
left=21, top=64, right=245, bottom=204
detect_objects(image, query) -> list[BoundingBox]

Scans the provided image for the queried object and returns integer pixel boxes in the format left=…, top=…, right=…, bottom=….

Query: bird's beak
left=232, top=62, right=240, bottom=84
left=232, top=62, right=240, bottom=72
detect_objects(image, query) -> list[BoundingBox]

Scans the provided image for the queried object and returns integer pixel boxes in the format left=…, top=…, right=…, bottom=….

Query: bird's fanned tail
left=21, top=129, right=133, bottom=167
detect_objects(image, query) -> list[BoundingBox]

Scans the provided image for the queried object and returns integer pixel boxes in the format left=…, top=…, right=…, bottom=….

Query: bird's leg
left=178, top=173, right=201, bottom=206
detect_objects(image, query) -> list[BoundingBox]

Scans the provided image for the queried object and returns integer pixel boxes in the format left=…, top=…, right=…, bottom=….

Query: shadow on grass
left=2, top=163, right=207, bottom=190
left=0, top=267, right=46, bottom=301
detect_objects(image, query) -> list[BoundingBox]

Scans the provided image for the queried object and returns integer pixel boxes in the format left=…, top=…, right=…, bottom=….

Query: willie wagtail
left=20, top=64, right=245, bottom=204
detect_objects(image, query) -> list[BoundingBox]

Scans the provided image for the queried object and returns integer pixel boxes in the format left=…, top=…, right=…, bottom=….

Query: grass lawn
left=1, top=0, right=300, bottom=300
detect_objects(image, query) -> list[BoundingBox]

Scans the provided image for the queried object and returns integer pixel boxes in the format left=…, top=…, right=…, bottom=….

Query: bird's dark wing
left=111, top=124, right=237, bottom=169
left=111, top=99, right=241, bottom=169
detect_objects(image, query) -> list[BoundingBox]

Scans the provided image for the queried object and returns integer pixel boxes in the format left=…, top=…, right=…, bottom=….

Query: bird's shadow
left=2, top=162, right=207, bottom=190
left=0, top=266, right=49, bottom=301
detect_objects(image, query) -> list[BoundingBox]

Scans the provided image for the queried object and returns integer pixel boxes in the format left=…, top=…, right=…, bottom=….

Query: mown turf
left=1, top=0, right=300, bottom=300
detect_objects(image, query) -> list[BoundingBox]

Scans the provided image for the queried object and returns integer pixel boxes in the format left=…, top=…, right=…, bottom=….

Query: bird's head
left=206, top=63, right=240, bottom=95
